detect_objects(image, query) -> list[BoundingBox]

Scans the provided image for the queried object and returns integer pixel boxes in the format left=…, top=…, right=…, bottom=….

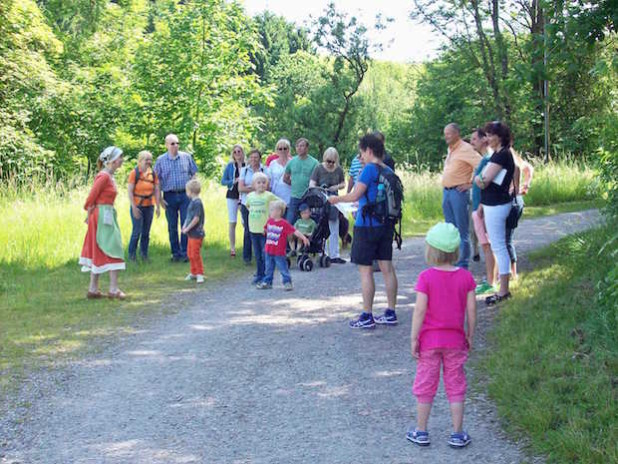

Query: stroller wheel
left=304, top=259, right=314, bottom=272
left=299, top=259, right=306, bottom=271
left=318, top=255, right=324, bottom=268
left=324, top=256, right=332, bottom=268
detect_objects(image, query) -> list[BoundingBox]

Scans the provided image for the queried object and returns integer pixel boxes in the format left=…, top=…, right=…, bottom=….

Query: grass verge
left=482, top=224, right=617, bottom=463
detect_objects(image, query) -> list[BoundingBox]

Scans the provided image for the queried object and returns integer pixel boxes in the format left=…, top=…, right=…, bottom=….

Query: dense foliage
left=0, top=0, right=616, bottom=180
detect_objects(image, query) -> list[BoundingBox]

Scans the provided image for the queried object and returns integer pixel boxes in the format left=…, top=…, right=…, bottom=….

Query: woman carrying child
left=258, top=200, right=309, bottom=290
left=79, top=146, right=127, bottom=300
left=408, top=222, right=476, bottom=448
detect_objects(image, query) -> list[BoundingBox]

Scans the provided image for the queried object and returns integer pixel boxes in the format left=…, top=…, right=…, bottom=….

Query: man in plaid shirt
left=154, top=134, right=198, bottom=262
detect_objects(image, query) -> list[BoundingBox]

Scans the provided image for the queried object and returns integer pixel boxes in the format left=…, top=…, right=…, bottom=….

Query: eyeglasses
left=277, top=147, right=289, bottom=151
left=170, top=142, right=179, bottom=146
left=325, top=160, right=335, bottom=165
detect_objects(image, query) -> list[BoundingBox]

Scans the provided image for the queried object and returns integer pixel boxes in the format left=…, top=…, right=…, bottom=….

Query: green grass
left=0, top=161, right=604, bottom=394
left=0, top=179, right=247, bottom=392
left=482, top=225, right=617, bottom=463
left=399, top=161, right=603, bottom=236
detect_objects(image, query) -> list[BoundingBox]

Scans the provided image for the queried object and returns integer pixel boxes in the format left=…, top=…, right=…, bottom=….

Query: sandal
left=230, top=250, right=236, bottom=257
left=107, top=290, right=127, bottom=300
left=485, top=292, right=511, bottom=306
left=87, top=290, right=103, bottom=299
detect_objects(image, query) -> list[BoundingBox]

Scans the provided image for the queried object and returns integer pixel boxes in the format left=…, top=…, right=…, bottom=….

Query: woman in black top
left=474, top=121, right=515, bottom=305
left=221, top=145, right=245, bottom=257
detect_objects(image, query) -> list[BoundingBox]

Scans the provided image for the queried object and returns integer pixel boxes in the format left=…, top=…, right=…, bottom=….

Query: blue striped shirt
left=348, top=155, right=363, bottom=184
left=154, top=151, right=198, bottom=192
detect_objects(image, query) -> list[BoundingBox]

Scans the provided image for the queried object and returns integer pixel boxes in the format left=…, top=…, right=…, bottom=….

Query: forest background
left=1, top=0, right=616, bottom=182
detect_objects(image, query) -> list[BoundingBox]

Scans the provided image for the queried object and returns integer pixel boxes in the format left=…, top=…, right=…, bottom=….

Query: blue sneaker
left=374, top=309, right=398, bottom=325
left=349, top=312, right=375, bottom=329
left=448, top=431, right=471, bottom=448
left=406, top=428, right=430, bottom=446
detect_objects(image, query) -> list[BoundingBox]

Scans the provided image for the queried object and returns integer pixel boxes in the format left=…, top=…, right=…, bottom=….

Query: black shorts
left=351, top=226, right=394, bottom=266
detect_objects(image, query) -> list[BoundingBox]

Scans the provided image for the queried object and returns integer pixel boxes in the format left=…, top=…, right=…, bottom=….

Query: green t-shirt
left=285, top=155, right=319, bottom=199
left=246, top=191, right=279, bottom=233
left=294, top=218, right=317, bottom=236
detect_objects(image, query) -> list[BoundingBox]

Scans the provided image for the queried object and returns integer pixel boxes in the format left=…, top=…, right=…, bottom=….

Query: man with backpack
left=329, top=134, right=402, bottom=329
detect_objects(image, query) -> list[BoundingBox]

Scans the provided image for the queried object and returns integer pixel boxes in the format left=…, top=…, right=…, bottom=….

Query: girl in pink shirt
left=407, top=222, right=477, bottom=448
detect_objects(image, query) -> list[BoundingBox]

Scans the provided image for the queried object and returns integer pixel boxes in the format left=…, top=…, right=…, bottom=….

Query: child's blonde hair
left=252, top=172, right=268, bottom=186
left=269, top=200, right=286, bottom=216
left=425, top=243, right=459, bottom=266
left=186, top=178, right=201, bottom=195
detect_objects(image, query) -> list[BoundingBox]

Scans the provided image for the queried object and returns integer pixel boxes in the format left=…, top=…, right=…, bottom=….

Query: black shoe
left=486, top=292, right=512, bottom=306
left=330, top=257, right=346, bottom=264
left=128, top=255, right=137, bottom=262
left=141, top=255, right=149, bottom=263
left=171, top=255, right=182, bottom=262
left=182, top=256, right=189, bottom=263
left=473, top=254, right=480, bottom=262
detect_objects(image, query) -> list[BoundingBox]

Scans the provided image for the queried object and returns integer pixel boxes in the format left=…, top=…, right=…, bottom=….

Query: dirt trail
left=0, top=210, right=600, bottom=464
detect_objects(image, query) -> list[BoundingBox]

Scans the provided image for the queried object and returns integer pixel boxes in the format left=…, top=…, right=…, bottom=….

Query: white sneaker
left=196, top=275, right=205, bottom=283
left=185, top=274, right=196, bottom=281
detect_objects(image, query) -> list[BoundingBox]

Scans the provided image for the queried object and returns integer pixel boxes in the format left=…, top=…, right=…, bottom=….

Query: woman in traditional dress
left=80, top=146, right=127, bottom=300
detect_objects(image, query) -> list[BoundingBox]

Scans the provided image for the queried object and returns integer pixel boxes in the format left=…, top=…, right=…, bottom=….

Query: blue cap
left=299, top=203, right=309, bottom=212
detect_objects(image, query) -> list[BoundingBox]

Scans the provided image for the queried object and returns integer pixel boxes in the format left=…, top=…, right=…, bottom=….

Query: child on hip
left=245, top=172, right=280, bottom=284
left=258, top=200, right=309, bottom=290
left=181, top=179, right=205, bottom=284
left=407, top=222, right=477, bottom=449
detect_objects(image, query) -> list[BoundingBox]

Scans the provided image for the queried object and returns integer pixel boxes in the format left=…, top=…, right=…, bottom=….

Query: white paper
left=482, top=165, right=507, bottom=186
left=334, top=202, right=358, bottom=215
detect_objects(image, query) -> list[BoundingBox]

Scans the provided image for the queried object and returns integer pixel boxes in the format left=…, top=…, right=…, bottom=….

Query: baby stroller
left=295, top=187, right=333, bottom=272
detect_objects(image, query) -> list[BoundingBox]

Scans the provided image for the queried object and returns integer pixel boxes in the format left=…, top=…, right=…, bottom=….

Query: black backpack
left=362, top=164, right=404, bottom=249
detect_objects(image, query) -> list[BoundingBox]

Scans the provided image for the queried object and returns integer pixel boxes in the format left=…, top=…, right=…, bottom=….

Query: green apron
left=96, top=205, right=124, bottom=259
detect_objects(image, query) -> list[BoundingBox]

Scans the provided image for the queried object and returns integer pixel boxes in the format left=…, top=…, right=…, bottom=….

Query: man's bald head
left=444, top=123, right=461, bottom=147
left=165, top=133, right=179, bottom=156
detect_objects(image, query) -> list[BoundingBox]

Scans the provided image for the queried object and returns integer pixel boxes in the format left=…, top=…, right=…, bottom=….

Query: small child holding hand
left=181, top=179, right=205, bottom=284
left=407, top=222, right=477, bottom=449
left=258, top=200, right=309, bottom=290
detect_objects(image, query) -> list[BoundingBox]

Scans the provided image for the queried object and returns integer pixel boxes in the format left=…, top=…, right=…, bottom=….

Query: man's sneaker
left=196, top=275, right=205, bottom=284
left=406, top=428, right=430, bottom=446
left=256, top=282, right=272, bottom=290
left=475, top=281, right=494, bottom=295
left=251, top=276, right=261, bottom=285
left=448, top=431, right=471, bottom=448
left=349, top=312, right=375, bottom=329
left=185, top=274, right=196, bottom=281
left=375, top=309, right=398, bottom=325
left=330, top=257, right=346, bottom=264
left=283, top=282, right=293, bottom=291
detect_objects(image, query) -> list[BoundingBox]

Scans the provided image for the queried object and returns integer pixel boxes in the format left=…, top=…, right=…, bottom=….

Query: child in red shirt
left=257, top=200, right=309, bottom=291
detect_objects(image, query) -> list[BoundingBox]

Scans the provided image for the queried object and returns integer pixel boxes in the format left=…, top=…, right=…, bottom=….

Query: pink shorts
left=413, top=349, right=468, bottom=404
left=472, top=210, right=490, bottom=245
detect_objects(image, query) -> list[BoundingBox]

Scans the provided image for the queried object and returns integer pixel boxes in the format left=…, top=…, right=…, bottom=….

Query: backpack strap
left=132, top=166, right=155, bottom=207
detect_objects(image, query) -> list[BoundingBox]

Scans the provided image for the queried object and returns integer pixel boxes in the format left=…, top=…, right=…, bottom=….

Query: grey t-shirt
left=184, top=198, right=205, bottom=238
left=310, top=165, right=344, bottom=190
left=311, top=165, right=344, bottom=220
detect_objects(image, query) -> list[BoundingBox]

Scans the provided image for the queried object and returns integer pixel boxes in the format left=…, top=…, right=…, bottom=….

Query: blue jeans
left=250, top=232, right=266, bottom=282
left=163, top=191, right=190, bottom=258
left=286, top=197, right=303, bottom=225
left=442, top=188, right=471, bottom=268
left=128, top=205, right=154, bottom=258
left=240, top=204, right=252, bottom=263
left=264, top=254, right=292, bottom=285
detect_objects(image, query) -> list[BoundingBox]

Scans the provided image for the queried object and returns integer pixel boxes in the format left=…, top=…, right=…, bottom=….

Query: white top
left=267, top=159, right=292, bottom=205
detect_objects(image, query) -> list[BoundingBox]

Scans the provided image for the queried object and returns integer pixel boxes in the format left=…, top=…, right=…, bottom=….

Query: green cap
left=426, top=222, right=461, bottom=252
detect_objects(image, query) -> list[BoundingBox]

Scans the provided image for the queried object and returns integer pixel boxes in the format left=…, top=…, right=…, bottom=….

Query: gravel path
left=0, top=210, right=601, bottom=464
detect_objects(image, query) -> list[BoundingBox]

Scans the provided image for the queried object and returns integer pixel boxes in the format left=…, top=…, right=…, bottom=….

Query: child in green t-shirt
left=246, top=172, right=280, bottom=283
left=292, top=203, right=317, bottom=254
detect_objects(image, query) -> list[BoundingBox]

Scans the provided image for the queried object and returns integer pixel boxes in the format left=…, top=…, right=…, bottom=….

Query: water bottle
left=375, top=183, right=387, bottom=222
left=376, top=183, right=386, bottom=202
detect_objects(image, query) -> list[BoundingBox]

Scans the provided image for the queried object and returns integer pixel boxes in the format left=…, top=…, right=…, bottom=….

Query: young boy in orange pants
left=181, top=179, right=205, bottom=283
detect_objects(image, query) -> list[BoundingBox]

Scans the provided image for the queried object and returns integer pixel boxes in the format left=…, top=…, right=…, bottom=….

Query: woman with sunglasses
left=309, top=147, right=346, bottom=264
left=267, top=139, right=293, bottom=209
left=221, top=145, right=246, bottom=257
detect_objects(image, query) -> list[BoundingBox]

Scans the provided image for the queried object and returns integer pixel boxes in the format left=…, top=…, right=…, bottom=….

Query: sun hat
left=299, top=203, right=310, bottom=212
left=426, top=222, right=461, bottom=253
left=99, top=146, right=123, bottom=164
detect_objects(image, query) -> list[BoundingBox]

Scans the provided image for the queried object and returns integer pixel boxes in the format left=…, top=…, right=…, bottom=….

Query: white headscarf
left=99, top=146, right=123, bottom=164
